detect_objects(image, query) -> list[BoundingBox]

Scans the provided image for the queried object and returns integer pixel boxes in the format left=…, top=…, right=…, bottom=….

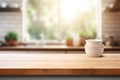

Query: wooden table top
left=0, top=53, right=120, bottom=76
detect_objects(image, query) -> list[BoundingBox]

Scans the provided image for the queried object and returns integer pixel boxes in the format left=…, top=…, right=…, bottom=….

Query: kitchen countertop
left=0, top=45, right=120, bottom=51
left=0, top=53, right=119, bottom=76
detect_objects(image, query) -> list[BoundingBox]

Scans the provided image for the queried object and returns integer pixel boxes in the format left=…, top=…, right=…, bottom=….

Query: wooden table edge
left=0, top=69, right=119, bottom=76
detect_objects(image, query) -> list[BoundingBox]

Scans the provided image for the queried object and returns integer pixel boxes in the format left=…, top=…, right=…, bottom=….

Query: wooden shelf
left=0, top=7, right=21, bottom=12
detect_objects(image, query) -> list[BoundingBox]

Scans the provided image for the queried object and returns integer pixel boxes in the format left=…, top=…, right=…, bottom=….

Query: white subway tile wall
left=102, top=0, right=120, bottom=44
left=0, top=0, right=22, bottom=41
left=102, top=12, right=120, bottom=41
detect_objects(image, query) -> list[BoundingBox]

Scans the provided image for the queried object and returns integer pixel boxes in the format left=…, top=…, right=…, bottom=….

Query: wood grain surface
left=0, top=54, right=119, bottom=76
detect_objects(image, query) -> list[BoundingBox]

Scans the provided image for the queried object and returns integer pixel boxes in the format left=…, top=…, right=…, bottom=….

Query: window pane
left=60, top=0, right=99, bottom=39
left=26, top=0, right=58, bottom=40
left=26, top=0, right=100, bottom=41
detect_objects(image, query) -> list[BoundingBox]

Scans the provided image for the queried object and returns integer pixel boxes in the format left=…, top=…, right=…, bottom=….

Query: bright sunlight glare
left=61, top=0, right=97, bottom=23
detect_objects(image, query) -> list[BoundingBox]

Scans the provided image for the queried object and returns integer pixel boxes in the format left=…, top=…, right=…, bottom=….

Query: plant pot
left=66, top=39, right=74, bottom=46
left=79, top=37, right=87, bottom=46
left=8, top=40, right=17, bottom=46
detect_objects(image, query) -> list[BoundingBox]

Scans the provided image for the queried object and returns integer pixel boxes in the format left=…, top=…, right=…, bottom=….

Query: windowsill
left=0, top=44, right=120, bottom=51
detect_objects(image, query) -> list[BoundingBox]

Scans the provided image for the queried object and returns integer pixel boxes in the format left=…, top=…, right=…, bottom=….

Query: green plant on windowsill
left=4, top=31, right=18, bottom=46
left=65, top=35, right=74, bottom=46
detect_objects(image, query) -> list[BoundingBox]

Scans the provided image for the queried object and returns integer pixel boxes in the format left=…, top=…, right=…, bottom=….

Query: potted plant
left=65, top=36, right=74, bottom=46
left=4, top=31, right=18, bottom=46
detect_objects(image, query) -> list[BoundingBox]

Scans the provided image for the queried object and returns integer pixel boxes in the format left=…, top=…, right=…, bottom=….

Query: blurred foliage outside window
left=26, top=0, right=100, bottom=41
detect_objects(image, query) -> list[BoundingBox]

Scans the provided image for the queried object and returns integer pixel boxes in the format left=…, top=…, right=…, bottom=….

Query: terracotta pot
left=8, top=40, right=17, bottom=46
left=66, top=39, right=74, bottom=46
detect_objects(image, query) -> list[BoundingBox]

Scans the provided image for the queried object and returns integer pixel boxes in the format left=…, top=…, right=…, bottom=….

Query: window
left=24, top=0, right=101, bottom=42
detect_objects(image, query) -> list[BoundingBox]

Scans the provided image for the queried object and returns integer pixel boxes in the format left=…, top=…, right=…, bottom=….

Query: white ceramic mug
left=85, top=39, right=104, bottom=57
